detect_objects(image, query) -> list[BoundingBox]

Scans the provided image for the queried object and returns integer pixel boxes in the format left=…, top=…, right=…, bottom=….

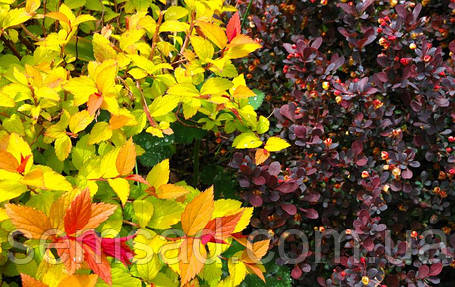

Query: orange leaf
left=58, top=274, right=98, bottom=287
left=116, top=138, right=136, bottom=176
left=181, top=186, right=214, bottom=236
left=55, top=238, right=84, bottom=274
left=242, top=239, right=270, bottom=264
left=204, top=211, right=243, bottom=240
left=226, top=12, right=241, bottom=42
left=87, top=93, right=103, bottom=116
left=179, top=237, right=206, bottom=286
left=64, top=189, right=92, bottom=236
left=157, top=184, right=189, bottom=199
left=5, top=204, right=52, bottom=239
left=255, top=148, right=270, bottom=165
left=245, top=263, right=266, bottom=282
left=21, top=273, right=48, bottom=287
left=83, top=243, right=112, bottom=285
left=84, top=202, right=117, bottom=230
left=109, top=114, right=131, bottom=130
left=0, top=150, right=19, bottom=172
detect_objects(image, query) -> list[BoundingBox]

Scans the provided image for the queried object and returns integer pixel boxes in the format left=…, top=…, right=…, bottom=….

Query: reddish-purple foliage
left=234, top=0, right=455, bottom=286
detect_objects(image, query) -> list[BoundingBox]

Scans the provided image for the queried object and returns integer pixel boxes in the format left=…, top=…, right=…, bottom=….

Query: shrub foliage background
left=0, top=0, right=282, bottom=286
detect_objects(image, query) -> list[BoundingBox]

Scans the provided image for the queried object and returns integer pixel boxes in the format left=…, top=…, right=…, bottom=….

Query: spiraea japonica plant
left=0, top=0, right=279, bottom=286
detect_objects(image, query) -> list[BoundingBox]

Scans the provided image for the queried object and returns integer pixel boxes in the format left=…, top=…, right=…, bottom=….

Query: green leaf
left=134, top=133, right=175, bottom=168
left=64, top=0, right=86, bottom=9
left=249, top=89, right=265, bottom=110
left=97, top=262, right=142, bottom=287
left=136, top=253, right=162, bottom=282
left=100, top=206, right=123, bottom=237
left=240, top=263, right=292, bottom=287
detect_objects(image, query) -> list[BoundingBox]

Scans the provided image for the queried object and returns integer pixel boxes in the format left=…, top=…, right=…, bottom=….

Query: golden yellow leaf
left=196, top=21, right=227, bottom=49
left=116, top=138, right=136, bottom=176
left=58, top=274, right=98, bottom=287
left=69, top=110, right=93, bottom=134
left=255, top=148, right=270, bottom=165
left=156, top=184, right=189, bottom=199
left=146, top=159, right=169, bottom=190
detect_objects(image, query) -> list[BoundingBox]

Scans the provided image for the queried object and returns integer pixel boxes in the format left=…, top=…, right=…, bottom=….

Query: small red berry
left=400, top=58, right=411, bottom=65
left=341, top=271, right=346, bottom=277
left=377, top=27, right=383, bottom=33
left=360, top=257, right=366, bottom=264
left=424, top=55, right=432, bottom=62
left=446, top=147, right=452, bottom=153
left=291, top=44, right=297, bottom=49
left=449, top=168, right=455, bottom=175
left=449, top=136, right=455, bottom=142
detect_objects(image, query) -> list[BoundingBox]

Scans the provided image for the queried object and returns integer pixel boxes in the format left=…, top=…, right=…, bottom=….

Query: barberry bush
left=0, top=0, right=278, bottom=286
left=233, top=0, right=455, bottom=286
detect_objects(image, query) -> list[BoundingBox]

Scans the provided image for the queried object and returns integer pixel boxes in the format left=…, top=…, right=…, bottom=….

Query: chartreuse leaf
left=69, top=110, right=93, bottom=134
left=0, top=170, right=27, bottom=202
left=54, top=135, right=72, bottom=161
left=264, top=137, right=290, bottom=152
left=146, top=159, right=169, bottom=189
left=88, top=122, right=112, bottom=144
left=191, top=36, right=214, bottom=61
left=97, top=262, right=141, bottom=287
left=232, top=133, right=262, bottom=149
left=200, top=77, right=233, bottom=95
left=133, top=198, right=154, bottom=227
left=147, top=197, right=184, bottom=229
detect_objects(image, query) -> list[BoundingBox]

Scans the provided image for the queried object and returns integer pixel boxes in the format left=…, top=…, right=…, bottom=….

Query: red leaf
left=226, top=12, right=241, bottom=42
left=83, top=243, right=112, bottom=285
left=281, top=203, right=297, bottom=215
left=417, top=265, right=429, bottom=279
left=64, top=189, right=92, bottom=236
left=80, top=230, right=135, bottom=266
left=429, top=263, right=443, bottom=276
left=16, top=154, right=31, bottom=174
left=125, top=174, right=149, bottom=185
left=203, top=211, right=243, bottom=241
left=54, top=237, right=84, bottom=275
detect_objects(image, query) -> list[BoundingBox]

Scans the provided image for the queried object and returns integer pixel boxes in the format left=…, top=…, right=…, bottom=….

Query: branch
left=136, top=80, right=158, bottom=127
left=172, top=11, right=196, bottom=67
left=0, top=35, right=21, bottom=59
left=149, top=12, right=163, bottom=60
